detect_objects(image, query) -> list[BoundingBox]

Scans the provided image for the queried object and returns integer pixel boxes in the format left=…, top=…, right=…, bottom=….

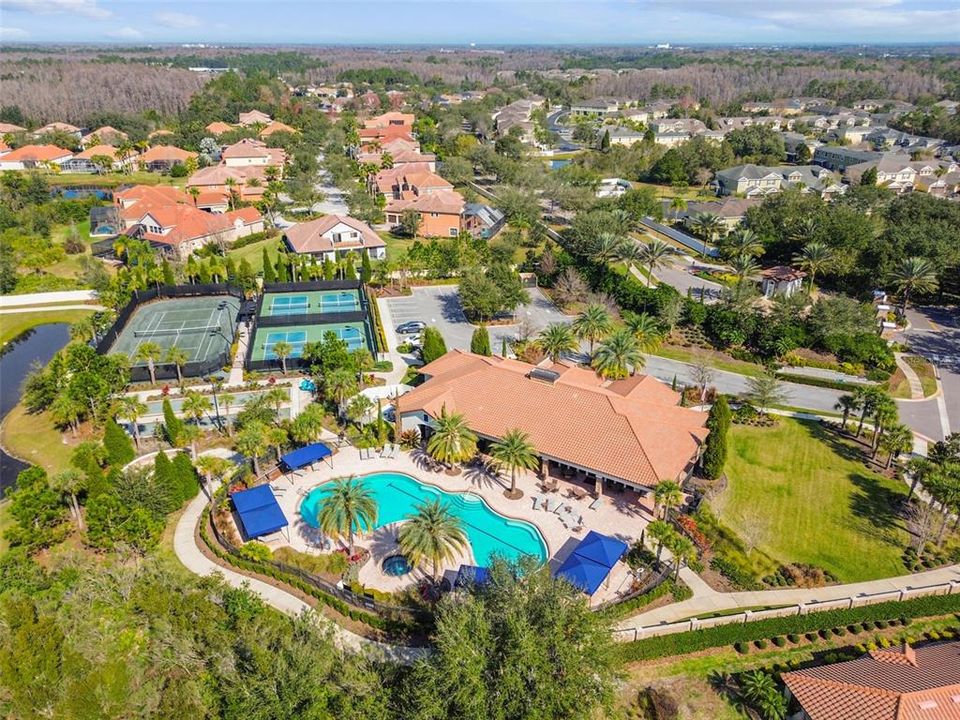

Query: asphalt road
left=897, top=306, right=960, bottom=440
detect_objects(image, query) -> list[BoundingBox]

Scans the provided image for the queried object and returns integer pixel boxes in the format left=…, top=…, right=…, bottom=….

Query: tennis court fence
left=256, top=310, right=367, bottom=328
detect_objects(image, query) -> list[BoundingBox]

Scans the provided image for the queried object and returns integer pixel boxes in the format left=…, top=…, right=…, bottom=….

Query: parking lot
left=384, top=285, right=569, bottom=352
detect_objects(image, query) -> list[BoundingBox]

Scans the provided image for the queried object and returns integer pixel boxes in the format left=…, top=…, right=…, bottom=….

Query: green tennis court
left=109, top=296, right=240, bottom=366
left=250, top=321, right=368, bottom=361
left=261, top=290, right=361, bottom=317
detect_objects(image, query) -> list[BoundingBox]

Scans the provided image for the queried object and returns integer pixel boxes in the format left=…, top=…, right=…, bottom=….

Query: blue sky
left=1, top=0, right=959, bottom=45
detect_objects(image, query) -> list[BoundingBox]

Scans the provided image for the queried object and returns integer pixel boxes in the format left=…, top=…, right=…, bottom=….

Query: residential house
left=114, top=185, right=193, bottom=214
left=358, top=124, right=416, bottom=150
left=600, top=126, right=646, bottom=147
left=81, top=126, right=128, bottom=147
left=493, top=97, right=545, bottom=146
left=138, top=145, right=197, bottom=173
left=782, top=132, right=822, bottom=162
left=680, top=198, right=761, bottom=232
left=616, top=107, right=650, bottom=124
left=813, top=145, right=882, bottom=172
left=715, top=116, right=788, bottom=133
left=187, top=165, right=268, bottom=202
left=569, top=98, right=621, bottom=117
left=127, top=204, right=263, bottom=260
left=760, top=266, right=807, bottom=298
left=865, top=127, right=945, bottom=154
left=33, top=122, right=83, bottom=139
left=363, top=111, right=415, bottom=130
left=642, top=100, right=673, bottom=119
left=259, top=121, right=297, bottom=138
left=0, top=144, right=73, bottom=170
left=220, top=138, right=287, bottom=169
left=463, top=203, right=506, bottom=239
left=782, top=641, right=960, bottom=720
left=0, top=122, right=26, bottom=134
left=385, top=190, right=466, bottom=238
left=205, top=121, right=235, bottom=136
left=714, top=164, right=847, bottom=199
left=844, top=154, right=959, bottom=195
left=61, top=144, right=136, bottom=173
left=369, top=165, right=452, bottom=201
left=238, top=110, right=272, bottom=126
left=397, top=351, right=708, bottom=494
left=283, top=214, right=386, bottom=262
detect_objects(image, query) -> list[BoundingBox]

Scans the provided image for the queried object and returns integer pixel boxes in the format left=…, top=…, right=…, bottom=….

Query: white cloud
left=0, top=26, right=31, bottom=40
left=153, top=11, right=201, bottom=29
left=107, top=26, right=143, bottom=40
left=4, top=0, right=111, bottom=20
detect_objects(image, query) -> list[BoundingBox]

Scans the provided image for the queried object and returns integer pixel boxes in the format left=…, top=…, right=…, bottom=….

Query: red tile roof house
left=62, top=144, right=136, bottom=173
left=0, top=122, right=27, bottom=134
left=398, top=351, right=709, bottom=494
left=259, top=121, right=298, bottom=138
left=33, top=122, right=83, bottom=139
left=81, top=126, right=128, bottom=147
left=364, top=111, right=416, bottom=130
left=238, top=110, right=272, bottom=127
left=137, top=145, right=197, bottom=173
left=205, top=121, right=236, bottom=136
left=0, top=144, right=73, bottom=171
left=283, top=214, right=387, bottom=263
left=187, top=165, right=268, bottom=202
left=782, top=641, right=960, bottom=720
left=220, top=138, right=287, bottom=170
left=371, top=165, right=466, bottom=237
left=125, top=203, right=263, bottom=260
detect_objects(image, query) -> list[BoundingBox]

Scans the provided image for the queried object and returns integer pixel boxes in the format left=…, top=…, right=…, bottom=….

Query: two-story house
left=283, top=214, right=387, bottom=262
left=220, top=138, right=287, bottom=169
left=714, top=164, right=846, bottom=199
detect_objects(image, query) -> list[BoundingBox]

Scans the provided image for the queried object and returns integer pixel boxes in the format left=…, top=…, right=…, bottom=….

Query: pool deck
left=265, top=447, right=653, bottom=605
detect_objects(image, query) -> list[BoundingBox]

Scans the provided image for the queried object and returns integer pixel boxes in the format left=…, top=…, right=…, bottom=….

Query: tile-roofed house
left=843, top=153, right=957, bottom=193
left=364, top=111, right=415, bottom=129
left=493, top=97, right=545, bottom=146
left=385, top=190, right=466, bottom=237
left=186, top=165, right=267, bottom=201
left=714, top=163, right=846, bottom=199
left=283, top=214, right=386, bottom=262
left=0, top=122, right=27, bottom=134
left=220, top=138, right=287, bottom=169
left=138, top=145, right=197, bottom=172
left=259, top=120, right=298, bottom=137
left=126, top=203, right=263, bottom=260
left=760, top=266, right=807, bottom=298
left=358, top=125, right=416, bottom=149
left=237, top=109, right=272, bottom=126
left=680, top=197, right=761, bottom=232
left=0, top=144, right=73, bottom=170
left=81, top=126, right=128, bottom=147
left=114, top=184, right=192, bottom=214
left=34, top=121, right=82, bottom=138
left=782, top=641, right=960, bottom=720
left=205, top=121, right=235, bottom=135
left=397, top=351, right=709, bottom=491
left=370, top=165, right=452, bottom=200
left=62, top=144, right=136, bottom=173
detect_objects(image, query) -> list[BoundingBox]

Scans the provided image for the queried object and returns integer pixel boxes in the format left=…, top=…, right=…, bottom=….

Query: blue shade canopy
left=455, top=565, right=491, bottom=588
left=555, top=553, right=610, bottom=595
left=231, top=484, right=288, bottom=538
left=573, top=530, right=628, bottom=569
left=280, top=442, right=332, bottom=471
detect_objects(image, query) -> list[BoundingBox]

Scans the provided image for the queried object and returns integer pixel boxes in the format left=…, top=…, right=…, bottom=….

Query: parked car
left=396, top=321, right=426, bottom=335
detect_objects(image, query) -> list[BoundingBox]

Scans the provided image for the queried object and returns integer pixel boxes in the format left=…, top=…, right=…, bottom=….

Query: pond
left=0, top=323, right=72, bottom=495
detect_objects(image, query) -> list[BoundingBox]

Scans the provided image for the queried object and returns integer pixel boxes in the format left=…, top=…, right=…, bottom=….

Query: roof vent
left=918, top=701, right=938, bottom=711
left=529, top=368, right=560, bottom=385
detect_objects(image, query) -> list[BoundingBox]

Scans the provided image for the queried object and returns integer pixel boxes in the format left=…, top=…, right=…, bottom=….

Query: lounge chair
left=388, top=443, right=399, bottom=459
left=589, top=497, right=602, bottom=511
left=532, top=495, right=542, bottom=511
left=546, top=498, right=561, bottom=513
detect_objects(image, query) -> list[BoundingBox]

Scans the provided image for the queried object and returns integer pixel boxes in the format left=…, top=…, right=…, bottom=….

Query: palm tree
left=398, top=499, right=468, bottom=582
left=267, top=426, right=288, bottom=463
left=740, top=671, right=787, bottom=720
left=235, top=421, right=268, bottom=476
left=720, top=228, right=763, bottom=260
left=653, top=480, right=684, bottom=520
left=220, top=393, right=235, bottom=437
left=691, top=212, right=722, bottom=243
left=572, top=303, right=614, bottom=357
left=624, top=312, right=662, bottom=351
left=425, top=405, right=477, bottom=470
left=291, top=403, right=326, bottom=444
left=135, top=341, right=163, bottom=384
left=793, top=241, right=834, bottom=293
left=316, top=476, right=378, bottom=554
left=592, top=328, right=643, bottom=379
left=195, top=455, right=232, bottom=501
left=263, top=386, right=288, bottom=420
left=537, top=323, right=578, bottom=362
left=889, top=256, right=938, bottom=312
left=881, top=424, right=913, bottom=468
left=490, top=428, right=539, bottom=499
left=669, top=196, right=687, bottom=219
left=870, top=395, right=900, bottom=456
left=51, top=469, right=86, bottom=531
left=638, top=239, right=678, bottom=288
left=905, top=457, right=933, bottom=501
left=853, top=386, right=881, bottom=437
left=666, top=534, right=695, bottom=580
left=834, top=393, right=861, bottom=433
left=165, top=346, right=189, bottom=390
left=325, top=368, right=357, bottom=414
left=729, top=253, right=760, bottom=287
left=646, top=519, right=674, bottom=566
left=272, top=340, right=293, bottom=375
left=182, top=390, right=211, bottom=458
left=115, top=396, right=148, bottom=451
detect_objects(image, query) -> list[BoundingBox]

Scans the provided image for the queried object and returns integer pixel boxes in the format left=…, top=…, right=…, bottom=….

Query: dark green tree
left=161, top=259, right=176, bottom=286
left=171, top=452, right=200, bottom=503
left=421, top=327, right=448, bottom=365
left=103, top=418, right=135, bottom=468
left=162, top=398, right=183, bottom=447
left=262, top=248, right=276, bottom=283
left=470, top=325, right=492, bottom=356
left=701, top=395, right=731, bottom=480
left=360, top=251, right=373, bottom=284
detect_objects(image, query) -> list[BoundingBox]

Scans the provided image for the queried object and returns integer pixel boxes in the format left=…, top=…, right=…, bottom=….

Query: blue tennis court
left=268, top=295, right=309, bottom=316
left=261, top=290, right=361, bottom=317
left=263, top=330, right=308, bottom=359
left=317, top=291, right=360, bottom=312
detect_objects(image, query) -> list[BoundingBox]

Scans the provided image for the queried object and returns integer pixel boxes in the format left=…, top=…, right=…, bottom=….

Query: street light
left=208, top=375, right=225, bottom=433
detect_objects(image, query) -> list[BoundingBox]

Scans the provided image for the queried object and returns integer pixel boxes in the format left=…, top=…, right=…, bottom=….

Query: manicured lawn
left=890, top=356, right=938, bottom=399
left=53, top=171, right=186, bottom=188
left=227, top=236, right=284, bottom=274
left=1, top=403, right=75, bottom=477
left=382, top=231, right=418, bottom=258
left=0, top=308, right=94, bottom=346
left=714, top=419, right=910, bottom=583
left=651, top=344, right=766, bottom=378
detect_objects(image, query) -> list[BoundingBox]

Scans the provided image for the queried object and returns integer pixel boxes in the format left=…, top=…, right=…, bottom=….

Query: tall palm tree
left=666, top=533, right=696, bottom=580
left=316, top=476, right=378, bottom=554
left=135, top=341, right=163, bottom=384
left=325, top=368, right=357, bottom=413
left=691, top=212, right=722, bottom=243
left=115, top=396, right=148, bottom=450
left=905, top=457, right=933, bottom=501
left=425, top=405, right=477, bottom=470
left=881, top=424, right=913, bottom=469
left=267, top=426, right=288, bottom=463
left=624, top=312, right=663, bottom=351
left=235, top=421, right=268, bottom=476
left=592, top=328, right=644, bottom=379
left=646, top=519, right=674, bottom=565
left=220, top=393, right=235, bottom=437
left=490, top=428, right=539, bottom=499
left=182, top=390, right=211, bottom=458
left=398, top=499, right=468, bottom=582
left=638, top=239, right=678, bottom=288
left=834, top=393, right=861, bottom=433
left=195, top=454, right=232, bottom=500
left=537, top=323, right=578, bottom=362
left=853, top=386, right=881, bottom=437
left=729, top=253, right=760, bottom=287
left=51, top=469, right=86, bottom=531
left=653, top=480, right=684, bottom=520
left=669, top=196, right=687, bottom=219
left=165, top=346, right=189, bottom=390
left=272, top=340, right=293, bottom=375
left=870, top=395, right=900, bottom=456
left=720, top=228, right=763, bottom=260
left=572, top=303, right=614, bottom=357
left=889, top=256, right=938, bottom=312
left=793, top=241, right=834, bottom=293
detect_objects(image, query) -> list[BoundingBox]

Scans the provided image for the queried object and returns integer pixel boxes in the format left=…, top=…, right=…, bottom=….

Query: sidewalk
left=172, top=465, right=428, bottom=664
left=374, top=294, right=415, bottom=385
left=894, top=353, right=925, bottom=400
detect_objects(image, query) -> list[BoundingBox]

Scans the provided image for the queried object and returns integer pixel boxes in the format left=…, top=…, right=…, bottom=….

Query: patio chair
left=545, top=498, right=561, bottom=513
left=589, top=497, right=602, bottom=511
left=532, top=495, right=543, bottom=511
left=388, top=443, right=399, bottom=459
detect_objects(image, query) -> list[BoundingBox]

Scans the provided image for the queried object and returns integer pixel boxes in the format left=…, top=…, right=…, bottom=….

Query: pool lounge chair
left=545, top=498, right=562, bottom=514
left=387, top=443, right=399, bottom=459
left=589, top=497, right=602, bottom=511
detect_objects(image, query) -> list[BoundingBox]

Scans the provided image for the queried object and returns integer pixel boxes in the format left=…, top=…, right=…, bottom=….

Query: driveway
left=384, top=285, right=569, bottom=352
left=898, top=306, right=959, bottom=439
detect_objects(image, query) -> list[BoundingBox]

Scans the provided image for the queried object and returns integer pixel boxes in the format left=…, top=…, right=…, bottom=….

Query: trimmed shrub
left=754, top=639, right=768, bottom=650
left=787, top=633, right=800, bottom=643
left=421, top=327, right=448, bottom=364
left=103, top=418, right=135, bottom=467
left=734, top=641, right=750, bottom=654
left=772, top=636, right=787, bottom=647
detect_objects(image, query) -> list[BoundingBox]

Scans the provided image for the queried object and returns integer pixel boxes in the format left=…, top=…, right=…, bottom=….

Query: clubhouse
left=397, top=351, right=709, bottom=494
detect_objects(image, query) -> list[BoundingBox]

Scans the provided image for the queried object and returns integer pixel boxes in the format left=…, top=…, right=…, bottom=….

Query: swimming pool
left=300, top=472, right=548, bottom=567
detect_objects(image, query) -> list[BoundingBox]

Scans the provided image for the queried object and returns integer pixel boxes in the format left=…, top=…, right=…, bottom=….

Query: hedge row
left=365, top=286, right=389, bottom=354
left=774, top=372, right=871, bottom=392
left=616, top=593, right=960, bottom=663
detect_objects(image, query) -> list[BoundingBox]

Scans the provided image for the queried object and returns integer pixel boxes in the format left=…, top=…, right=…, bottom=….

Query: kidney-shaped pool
left=300, top=472, right=548, bottom=567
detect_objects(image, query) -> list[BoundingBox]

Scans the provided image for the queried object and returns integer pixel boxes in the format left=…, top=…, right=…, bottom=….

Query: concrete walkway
left=0, top=289, right=97, bottom=307
left=617, top=563, right=960, bottom=630
left=374, top=294, right=417, bottom=385
left=0, top=303, right=105, bottom=314
left=171, top=463, right=428, bottom=664
left=229, top=323, right=250, bottom=386
left=895, top=353, right=925, bottom=400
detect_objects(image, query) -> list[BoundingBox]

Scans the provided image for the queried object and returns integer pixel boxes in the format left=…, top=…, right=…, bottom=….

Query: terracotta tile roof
left=397, top=351, right=708, bottom=487
left=205, top=121, right=235, bottom=135
left=187, top=164, right=266, bottom=187
left=221, top=138, right=286, bottom=165
left=259, top=121, right=297, bottom=136
left=761, top=265, right=807, bottom=282
left=139, top=145, right=196, bottom=163
left=1, top=144, right=73, bottom=162
left=115, top=184, right=191, bottom=207
left=194, top=191, right=230, bottom=209
left=131, top=204, right=261, bottom=248
left=364, top=111, right=415, bottom=129
left=76, top=144, right=123, bottom=160
left=81, top=126, right=128, bottom=145
left=783, top=641, right=960, bottom=720
left=386, top=189, right=465, bottom=216
left=0, top=122, right=26, bottom=134
left=36, top=121, right=80, bottom=134
left=374, top=166, right=451, bottom=196
left=238, top=110, right=272, bottom=126
left=284, top=214, right=386, bottom=254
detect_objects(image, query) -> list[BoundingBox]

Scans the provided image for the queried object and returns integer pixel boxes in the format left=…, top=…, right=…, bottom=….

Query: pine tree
left=501, top=337, right=508, bottom=357
left=275, top=255, right=290, bottom=282
left=343, top=257, right=357, bottom=280
left=153, top=451, right=179, bottom=513
left=470, top=325, right=492, bottom=356
left=600, top=128, right=610, bottom=151
left=162, top=398, right=183, bottom=447
left=225, top=256, right=237, bottom=283
left=322, top=258, right=336, bottom=281
left=701, top=396, right=731, bottom=480
left=103, top=418, right=135, bottom=467
left=171, top=452, right=200, bottom=502
left=161, top=259, right=175, bottom=287
left=422, top=327, right=448, bottom=364
left=360, top=252, right=373, bottom=284
left=262, top=248, right=276, bottom=283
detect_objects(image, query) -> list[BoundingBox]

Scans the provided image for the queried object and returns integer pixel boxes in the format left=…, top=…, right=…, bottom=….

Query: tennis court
left=109, top=295, right=240, bottom=367
left=250, top=321, right=368, bottom=361
left=261, top=290, right=361, bottom=317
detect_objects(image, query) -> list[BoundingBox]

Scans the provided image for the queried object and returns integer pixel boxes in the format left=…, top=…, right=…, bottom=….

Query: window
left=448, top=227, right=458, bottom=237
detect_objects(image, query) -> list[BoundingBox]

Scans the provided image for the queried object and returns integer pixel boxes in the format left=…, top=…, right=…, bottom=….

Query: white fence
left=612, top=579, right=960, bottom=642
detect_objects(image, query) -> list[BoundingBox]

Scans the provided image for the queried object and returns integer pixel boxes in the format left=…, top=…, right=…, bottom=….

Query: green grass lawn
left=1, top=403, right=75, bottom=477
left=714, top=419, right=910, bottom=583
left=0, top=308, right=94, bottom=346
left=651, top=344, right=766, bottom=378
left=227, top=236, right=284, bottom=274
left=53, top=171, right=186, bottom=188
left=381, top=231, right=418, bottom=258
